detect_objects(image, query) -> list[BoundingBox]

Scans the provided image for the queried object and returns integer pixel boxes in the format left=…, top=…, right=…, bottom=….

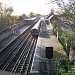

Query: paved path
left=30, top=21, right=67, bottom=75
left=0, top=26, right=30, bottom=51
left=46, top=23, right=67, bottom=59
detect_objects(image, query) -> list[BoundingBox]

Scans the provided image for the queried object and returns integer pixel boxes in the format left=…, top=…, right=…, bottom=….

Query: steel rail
left=0, top=24, right=35, bottom=70
left=0, top=20, right=37, bottom=53
left=0, top=30, right=30, bottom=67
left=0, top=20, right=38, bottom=74
left=26, top=39, right=37, bottom=75
left=21, top=38, right=37, bottom=75
left=1, top=33, right=31, bottom=71
left=16, top=37, right=34, bottom=74
left=11, top=36, right=33, bottom=73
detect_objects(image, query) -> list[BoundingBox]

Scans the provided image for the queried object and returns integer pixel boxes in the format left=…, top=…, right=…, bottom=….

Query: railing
left=40, top=59, right=58, bottom=75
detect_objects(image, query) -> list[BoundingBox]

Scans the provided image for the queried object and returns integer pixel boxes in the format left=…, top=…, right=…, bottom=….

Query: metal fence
left=40, top=59, right=58, bottom=75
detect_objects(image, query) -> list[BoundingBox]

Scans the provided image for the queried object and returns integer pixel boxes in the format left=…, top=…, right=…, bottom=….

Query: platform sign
left=46, top=47, right=53, bottom=59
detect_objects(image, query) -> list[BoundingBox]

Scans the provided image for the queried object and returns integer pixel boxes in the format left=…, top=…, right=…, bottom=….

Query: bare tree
left=4, top=5, right=13, bottom=16
left=49, top=0, right=75, bottom=50
left=45, top=0, right=65, bottom=14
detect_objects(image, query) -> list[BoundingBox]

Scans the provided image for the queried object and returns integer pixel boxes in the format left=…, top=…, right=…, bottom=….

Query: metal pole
left=57, top=27, right=58, bottom=39
left=47, top=59, right=50, bottom=75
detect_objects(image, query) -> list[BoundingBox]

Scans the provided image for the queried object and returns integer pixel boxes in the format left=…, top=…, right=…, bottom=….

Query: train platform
left=0, top=25, right=30, bottom=51
left=30, top=21, right=67, bottom=75
left=0, top=25, right=31, bottom=75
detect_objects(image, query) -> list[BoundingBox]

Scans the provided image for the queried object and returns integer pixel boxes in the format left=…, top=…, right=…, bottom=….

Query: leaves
left=29, top=12, right=35, bottom=17
left=57, top=59, right=75, bottom=75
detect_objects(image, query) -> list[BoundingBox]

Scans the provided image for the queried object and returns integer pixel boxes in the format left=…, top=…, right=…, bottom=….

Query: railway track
left=0, top=20, right=38, bottom=75
left=0, top=20, right=37, bottom=51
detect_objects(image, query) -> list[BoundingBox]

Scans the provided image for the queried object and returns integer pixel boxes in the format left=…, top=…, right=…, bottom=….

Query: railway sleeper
left=11, top=36, right=33, bottom=73
left=16, top=38, right=34, bottom=74
left=0, top=32, right=30, bottom=69
left=20, top=38, right=36, bottom=74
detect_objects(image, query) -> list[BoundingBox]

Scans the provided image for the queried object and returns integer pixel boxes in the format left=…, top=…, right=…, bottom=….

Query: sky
left=0, top=0, right=69, bottom=15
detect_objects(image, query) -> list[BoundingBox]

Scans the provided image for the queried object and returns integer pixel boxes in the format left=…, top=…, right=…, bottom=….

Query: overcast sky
left=0, top=0, right=69, bottom=15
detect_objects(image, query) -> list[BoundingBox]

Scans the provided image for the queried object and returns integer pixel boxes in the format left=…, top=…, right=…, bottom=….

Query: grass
left=53, top=40, right=67, bottom=59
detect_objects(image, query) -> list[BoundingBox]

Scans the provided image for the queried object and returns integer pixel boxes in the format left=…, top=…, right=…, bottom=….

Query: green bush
left=57, top=59, right=75, bottom=75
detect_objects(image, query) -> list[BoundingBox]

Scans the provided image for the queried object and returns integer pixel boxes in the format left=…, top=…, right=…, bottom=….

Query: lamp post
left=56, top=23, right=59, bottom=39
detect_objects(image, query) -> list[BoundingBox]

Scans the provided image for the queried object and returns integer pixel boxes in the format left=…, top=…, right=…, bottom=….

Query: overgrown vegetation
left=0, top=2, right=18, bottom=30
left=50, top=0, right=75, bottom=55
left=56, top=59, right=75, bottom=75
left=47, top=0, right=75, bottom=74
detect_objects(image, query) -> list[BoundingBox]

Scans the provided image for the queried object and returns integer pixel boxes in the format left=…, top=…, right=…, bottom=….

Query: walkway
left=30, top=21, right=67, bottom=75
left=0, top=25, right=30, bottom=50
